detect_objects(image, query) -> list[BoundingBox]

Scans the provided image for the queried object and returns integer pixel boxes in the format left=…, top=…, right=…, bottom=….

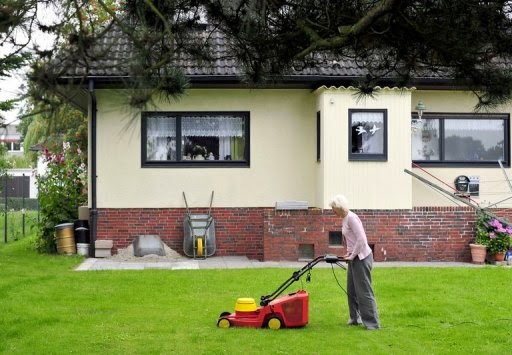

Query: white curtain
left=351, top=112, right=383, bottom=127
left=445, top=119, right=503, bottom=131
left=219, top=137, right=231, bottom=160
left=147, top=116, right=177, bottom=137
left=182, top=115, right=244, bottom=137
left=147, top=116, right=177, bottom=160
left=351, top=112, right=384, bottom=154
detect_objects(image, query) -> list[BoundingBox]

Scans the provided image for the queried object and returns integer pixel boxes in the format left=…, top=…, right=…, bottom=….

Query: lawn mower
left=217, top=254, right=347, bottom=329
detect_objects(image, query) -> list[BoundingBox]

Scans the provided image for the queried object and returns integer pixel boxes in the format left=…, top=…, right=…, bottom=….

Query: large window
left=412, top=113, right=509, bottom=166
left=349, top=109, right=387, bottom=161
left=142, top=112, right=250, bottom=167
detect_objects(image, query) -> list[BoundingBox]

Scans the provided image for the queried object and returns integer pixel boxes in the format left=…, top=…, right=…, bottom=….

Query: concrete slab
left=172, top=261, right=199, bottom=270
left=75, top=256, right=499, bottom=271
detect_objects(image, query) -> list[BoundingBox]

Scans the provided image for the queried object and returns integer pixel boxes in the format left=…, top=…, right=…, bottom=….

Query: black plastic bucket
left=74, top=220, right=90, bottom=244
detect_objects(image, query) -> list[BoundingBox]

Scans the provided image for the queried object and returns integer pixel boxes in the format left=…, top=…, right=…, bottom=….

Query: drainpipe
left=88, top=79, right=98, bottom=257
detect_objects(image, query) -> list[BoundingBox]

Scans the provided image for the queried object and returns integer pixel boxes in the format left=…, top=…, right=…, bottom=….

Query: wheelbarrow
left=183, top=191, right=216, bottom=258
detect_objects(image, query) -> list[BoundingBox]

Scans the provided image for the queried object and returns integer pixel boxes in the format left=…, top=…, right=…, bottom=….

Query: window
left=412, top=113, right=509, bottom=166
left=349, top=109, right=387, bottom=161
left=329, top=231, right=343, bottom=246
left=1, top=141, right=22, bottom=152
left=142, top=112, right=250, bottom=167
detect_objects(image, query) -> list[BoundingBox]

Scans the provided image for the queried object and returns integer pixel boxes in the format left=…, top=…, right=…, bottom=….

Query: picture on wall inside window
left=349, top=109, right=387, bottom=161
left=143, top=112, right=249, bottom=166
left=411, top=119, right=440, bottom=160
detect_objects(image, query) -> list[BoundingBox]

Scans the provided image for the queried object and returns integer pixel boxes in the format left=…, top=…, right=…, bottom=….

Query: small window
left=299, top=244, right=314, bottom=259
left=348, top=109, right=387, bottom=161
left=12, top=142, right=21, bottom=151
left=412, top=113, right=509, bottom=166
left=329, top=231, right=343, bottom=246
left=142, top=112, right=250, bottom=167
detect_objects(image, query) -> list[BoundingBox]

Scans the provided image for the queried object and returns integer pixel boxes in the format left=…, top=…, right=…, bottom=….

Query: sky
left=0, top=3, right=58, bottom=125
left=0, top=71, right=26, bottom=125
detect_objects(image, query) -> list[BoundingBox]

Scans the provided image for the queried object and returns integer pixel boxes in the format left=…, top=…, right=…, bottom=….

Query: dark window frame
left=412, top=113, right=510, bottom=167
left=348, top=109, right=388, bottom=161
left=141, top=111, right=251, bottom=168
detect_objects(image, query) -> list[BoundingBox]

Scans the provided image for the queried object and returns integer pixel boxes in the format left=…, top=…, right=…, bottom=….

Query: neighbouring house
left=3, top=169, right=37, bottom=200
left=54, top=25, right=512, bottom=262
left=0, top=125, right=37, bottom=201
left=0, top=124, right=23, bottom=157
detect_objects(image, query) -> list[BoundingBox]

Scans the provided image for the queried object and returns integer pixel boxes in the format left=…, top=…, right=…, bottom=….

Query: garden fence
left=0, top=173, right=39, bottom=243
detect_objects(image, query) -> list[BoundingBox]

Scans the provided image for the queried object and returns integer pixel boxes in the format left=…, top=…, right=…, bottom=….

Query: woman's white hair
left=329, top=194, right=349, bottom=210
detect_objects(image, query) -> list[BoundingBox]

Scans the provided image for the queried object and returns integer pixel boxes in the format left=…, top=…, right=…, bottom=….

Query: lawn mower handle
left=259, top=254, right=346, bottom=306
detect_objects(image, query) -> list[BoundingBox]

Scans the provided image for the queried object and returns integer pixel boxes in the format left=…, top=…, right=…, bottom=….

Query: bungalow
left=56, top=26, right=512, bottom=262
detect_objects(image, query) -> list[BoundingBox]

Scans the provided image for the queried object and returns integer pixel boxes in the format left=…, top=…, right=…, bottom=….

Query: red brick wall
left=96, top=208, right=265, bottom=260
left=96, top=206, right=502, bottom=262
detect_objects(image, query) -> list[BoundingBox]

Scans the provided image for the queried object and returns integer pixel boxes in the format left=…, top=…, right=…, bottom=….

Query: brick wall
left=96, top=206, right=498, bottom=262
left=96, top=207, right=264, bottom=260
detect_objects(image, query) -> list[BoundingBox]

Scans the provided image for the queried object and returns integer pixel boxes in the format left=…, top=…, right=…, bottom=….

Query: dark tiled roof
left=61, top=24, right=451, bottom=88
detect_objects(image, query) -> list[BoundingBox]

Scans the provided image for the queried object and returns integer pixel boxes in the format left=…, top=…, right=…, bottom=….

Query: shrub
left=474, top=211, right=512, bottom=254
left=36, top=142, right=87, bottom=253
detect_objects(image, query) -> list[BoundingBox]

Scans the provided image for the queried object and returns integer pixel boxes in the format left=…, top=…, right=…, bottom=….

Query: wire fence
left=0, top=173, right=39, bottom=243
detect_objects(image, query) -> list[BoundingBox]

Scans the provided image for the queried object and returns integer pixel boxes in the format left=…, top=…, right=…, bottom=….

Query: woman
left=330, top=194, right=380, bottom=330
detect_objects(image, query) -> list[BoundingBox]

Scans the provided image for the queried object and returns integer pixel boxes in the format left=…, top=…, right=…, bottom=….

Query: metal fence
left=0, top=173, right=39, bottom=243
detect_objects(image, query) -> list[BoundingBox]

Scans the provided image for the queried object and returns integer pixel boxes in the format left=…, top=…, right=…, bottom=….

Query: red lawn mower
left=217, top=254, right=347, bottom=329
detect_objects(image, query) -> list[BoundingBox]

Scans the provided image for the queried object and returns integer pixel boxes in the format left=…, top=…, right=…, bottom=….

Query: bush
left=36, top=142, right=87, bottom=253
left=474, top=211, right=512, bottom=254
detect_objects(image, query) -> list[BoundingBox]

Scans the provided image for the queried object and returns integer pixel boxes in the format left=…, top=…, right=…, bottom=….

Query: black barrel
left=74, top=220, right=90, bottom=244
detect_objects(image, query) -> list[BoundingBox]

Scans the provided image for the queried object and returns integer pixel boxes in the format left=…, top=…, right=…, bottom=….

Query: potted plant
left=470, top=211, right=490, bottom=264
left=486, top=218, right=512, bottom=261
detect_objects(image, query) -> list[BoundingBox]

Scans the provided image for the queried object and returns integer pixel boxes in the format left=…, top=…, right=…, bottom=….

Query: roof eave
left=56, top=74, right=461, bottom=92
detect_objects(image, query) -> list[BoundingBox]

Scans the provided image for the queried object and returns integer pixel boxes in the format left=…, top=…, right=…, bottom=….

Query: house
left=55, top=26, right=512, bottom=262
left=0, top=124, right=23, bottom=156
left=0, top=125, right=38, bottom=201
left=3, top=168, right=38, bottom=200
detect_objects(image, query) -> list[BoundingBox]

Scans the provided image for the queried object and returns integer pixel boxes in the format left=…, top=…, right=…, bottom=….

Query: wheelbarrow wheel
left=267, top=317, right=282, bottom=330
left=196, top=237, right=204, bottom=257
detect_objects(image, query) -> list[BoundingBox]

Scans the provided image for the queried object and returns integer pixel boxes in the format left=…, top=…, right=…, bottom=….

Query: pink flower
left=489, top=219, right=502, bottom=229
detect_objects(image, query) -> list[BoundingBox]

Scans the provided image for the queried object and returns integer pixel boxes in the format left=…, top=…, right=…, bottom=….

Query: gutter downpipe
left=88, top=79, right=98, bottom=257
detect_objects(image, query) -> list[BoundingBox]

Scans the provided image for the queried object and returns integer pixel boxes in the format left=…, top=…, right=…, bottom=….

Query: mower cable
left=330, top=262, right=363, bottom=321
left=330, top=263, right=348, bottom=296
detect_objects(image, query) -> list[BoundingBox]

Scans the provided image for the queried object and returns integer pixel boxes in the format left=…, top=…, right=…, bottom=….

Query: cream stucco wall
left=94, top=89, right=318, bottom=208
left=91, top=87, right=512, bottom=210
left=410, top=90, right=512, bottom=208
left=316, top=87, right=413, bottom=209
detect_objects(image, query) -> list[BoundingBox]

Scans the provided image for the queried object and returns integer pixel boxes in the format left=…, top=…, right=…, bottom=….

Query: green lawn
left=1, top=236, right=511, bottom=354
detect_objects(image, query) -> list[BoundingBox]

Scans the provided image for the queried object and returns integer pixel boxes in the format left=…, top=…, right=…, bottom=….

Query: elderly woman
left=330, top=194, right=380, bottom=330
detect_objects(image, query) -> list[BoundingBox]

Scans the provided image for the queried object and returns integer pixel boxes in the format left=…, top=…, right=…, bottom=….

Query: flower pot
left=469, top=243, right=487, bottom=264
left=493, top=252, right=505, bottom=262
